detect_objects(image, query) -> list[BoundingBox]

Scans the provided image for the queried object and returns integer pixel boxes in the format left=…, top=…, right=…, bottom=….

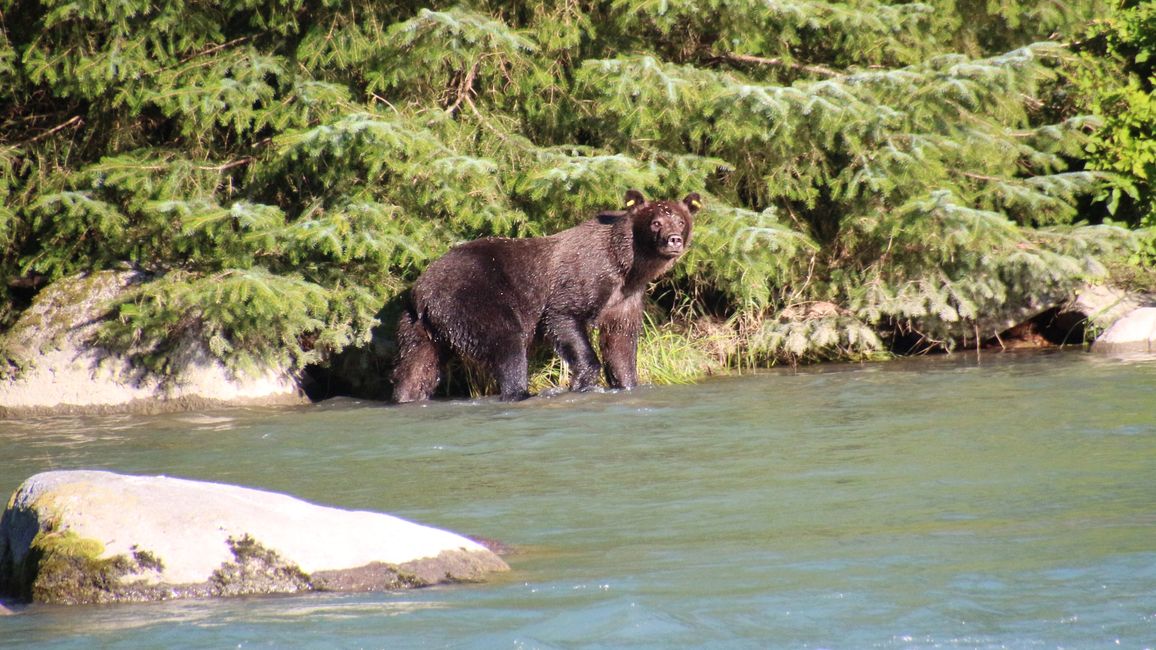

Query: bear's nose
left=667, top=234, right=683, bottom=248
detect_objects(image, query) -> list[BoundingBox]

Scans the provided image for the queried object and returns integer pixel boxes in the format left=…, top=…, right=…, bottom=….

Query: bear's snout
left=659, top=232, right=686, bottom=257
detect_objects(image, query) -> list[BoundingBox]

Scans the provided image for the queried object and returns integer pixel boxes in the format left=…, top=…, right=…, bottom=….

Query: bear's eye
left=650, top=220, right=662, bottom=231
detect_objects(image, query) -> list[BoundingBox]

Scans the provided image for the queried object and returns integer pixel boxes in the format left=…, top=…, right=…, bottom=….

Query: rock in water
left=1093, top=306, right=1156, bottom=355
left=0, top=471, right=509, bottom=605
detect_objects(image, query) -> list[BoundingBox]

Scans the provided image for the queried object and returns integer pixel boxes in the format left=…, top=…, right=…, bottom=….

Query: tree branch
left=11, top=115, right=84, bottom=147
left=445, top=62, right=479, bottom=116
left=196, top=157, right=254, bottom=172
left=714, top=53, right=842, bottom=78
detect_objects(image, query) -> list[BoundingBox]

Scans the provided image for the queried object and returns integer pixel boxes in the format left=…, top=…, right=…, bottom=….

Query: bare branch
left=11, top=115, right=84, bottom=147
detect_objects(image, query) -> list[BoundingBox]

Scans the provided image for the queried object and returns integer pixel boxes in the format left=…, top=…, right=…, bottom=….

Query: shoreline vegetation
left=1, top=1, right=1155, bottom=409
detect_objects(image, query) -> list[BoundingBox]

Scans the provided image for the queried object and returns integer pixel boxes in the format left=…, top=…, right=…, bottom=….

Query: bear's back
left=413, top=236, right=554, bottom=329
left=410, top=214, right=637, bottom=346
left=542, top=216, right=634, bottom=319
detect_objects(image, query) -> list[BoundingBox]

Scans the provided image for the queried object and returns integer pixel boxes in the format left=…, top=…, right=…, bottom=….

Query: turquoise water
left=1, top=350, right=1154, bottom=649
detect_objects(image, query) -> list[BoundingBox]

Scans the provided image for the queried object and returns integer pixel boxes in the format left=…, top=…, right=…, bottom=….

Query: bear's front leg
left=599, top=327, right=639, bottom=389
left=547, top=316, right=602, bottom=392
left=495, top=361, right=531, bottom=401
left=596, top=295, right=642, bottom=389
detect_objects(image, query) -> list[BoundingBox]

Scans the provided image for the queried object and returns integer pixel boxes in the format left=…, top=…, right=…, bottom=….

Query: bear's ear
left=623, top=189, right=646, bottom=211
left=683, top=193, right=703, bottom=214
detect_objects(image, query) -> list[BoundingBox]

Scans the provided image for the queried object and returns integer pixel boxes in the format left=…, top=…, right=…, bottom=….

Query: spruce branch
left=173, top=36, right=252, bottom=69
left=445, top=61, right=480, bottom=116
left=713, top=52, right=842, bottom=78
left=12, top=115, right=83, bottom=146
left=197, top=158, right=253, bottom=173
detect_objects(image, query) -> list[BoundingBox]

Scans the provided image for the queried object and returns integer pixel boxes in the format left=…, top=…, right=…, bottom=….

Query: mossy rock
left=209, top=535, right=312, bottom=597
left=0, top=271, right=306, bottom=416
left=0, top=471, right=510, bottom=605
left=28, top=531, right=133, bottom=605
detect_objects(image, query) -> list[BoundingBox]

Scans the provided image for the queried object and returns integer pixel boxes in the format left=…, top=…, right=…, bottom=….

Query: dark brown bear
left=391, top=190, right=700, bottom=402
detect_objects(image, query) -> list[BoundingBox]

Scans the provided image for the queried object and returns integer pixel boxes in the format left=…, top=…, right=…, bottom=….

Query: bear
left=391, top=189, right=701, bottom=402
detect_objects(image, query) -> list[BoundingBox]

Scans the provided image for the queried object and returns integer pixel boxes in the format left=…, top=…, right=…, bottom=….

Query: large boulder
left=0, top=271, right=306, bottom=416
left=1058, top=285, right=1144, bottom=338
left=998, top=285, right=1155, bottom=351
left=0, top=471, right=509, bottom=605
left=1093, top=306, right=1156, bottom=355
left=1048, top=284, right=1156, bottom=354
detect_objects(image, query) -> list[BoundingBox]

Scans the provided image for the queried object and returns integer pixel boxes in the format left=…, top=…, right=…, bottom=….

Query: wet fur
left=392, top=190, right=699, bottom=402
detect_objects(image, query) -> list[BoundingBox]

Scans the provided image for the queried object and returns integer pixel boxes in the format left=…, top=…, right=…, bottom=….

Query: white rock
left=1064, top=285, right=1142, bottom=331
left=0, top=470, right=508, bottom=604
left=0, top=271, right=305, bottom=415
left=1093, top=306, right=1156, bottom=355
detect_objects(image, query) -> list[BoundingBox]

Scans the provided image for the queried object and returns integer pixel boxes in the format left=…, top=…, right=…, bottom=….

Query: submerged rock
left=0, top=271, right=306, bottom=416
left=0, top=471, right=509, bottom=605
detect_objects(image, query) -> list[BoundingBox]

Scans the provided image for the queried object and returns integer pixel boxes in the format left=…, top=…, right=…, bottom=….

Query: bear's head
left=623, top=189, right=700, bottom=259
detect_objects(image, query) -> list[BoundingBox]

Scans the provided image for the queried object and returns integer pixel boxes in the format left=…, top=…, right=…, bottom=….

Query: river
left=2, top=350, right=1154, bottom=648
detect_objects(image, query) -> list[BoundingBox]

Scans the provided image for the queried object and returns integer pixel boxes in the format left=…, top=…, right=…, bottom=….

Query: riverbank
left=1, top=269, right=1152, bottom=415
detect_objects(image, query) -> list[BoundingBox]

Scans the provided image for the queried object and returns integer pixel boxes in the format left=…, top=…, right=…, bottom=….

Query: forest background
left=1, top=0, right=1153, bottom=395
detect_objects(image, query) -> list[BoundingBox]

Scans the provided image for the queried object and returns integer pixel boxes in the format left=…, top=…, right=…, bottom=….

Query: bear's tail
left=391, top=305, right=441, bottom=403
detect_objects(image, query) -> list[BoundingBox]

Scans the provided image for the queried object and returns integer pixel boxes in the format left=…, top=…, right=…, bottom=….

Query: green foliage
left=1070, top=1, right=1156, bottom=283
left=1076, top=2, right=1156, bottom=226
left=1077, top=2, right=1156, bottom=275
left=368, top=8, right=541, bottom=105
left=528, top=313, right=727, bottom=393
left=743, top=306, right=886, bottom=365
left=97, top=267, right=377, bottom=374
left=681, top=203, right=818, bottom=313
left=0, top=0, right=1140, bottom=388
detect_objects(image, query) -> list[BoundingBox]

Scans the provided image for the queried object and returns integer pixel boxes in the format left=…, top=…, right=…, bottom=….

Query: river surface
left=1, top=350, right=1154, bottom=649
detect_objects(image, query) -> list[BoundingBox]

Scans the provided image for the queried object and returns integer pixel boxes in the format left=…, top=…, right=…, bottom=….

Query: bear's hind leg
left=392, top=309, right=442, bottom=403
left=478, top=334, right=530, bottom=401
left=494, top=352, right=531, bottom=402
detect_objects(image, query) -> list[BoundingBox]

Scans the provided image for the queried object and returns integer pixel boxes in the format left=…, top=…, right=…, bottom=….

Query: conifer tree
left=0, top=0, right=1137, bottom=385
